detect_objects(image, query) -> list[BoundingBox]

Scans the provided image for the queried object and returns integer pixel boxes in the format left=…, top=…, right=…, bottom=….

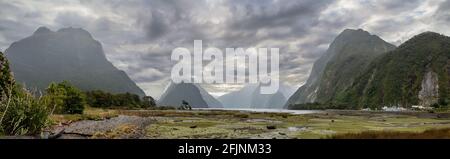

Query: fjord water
left=196, top=108, right=321, bottom=115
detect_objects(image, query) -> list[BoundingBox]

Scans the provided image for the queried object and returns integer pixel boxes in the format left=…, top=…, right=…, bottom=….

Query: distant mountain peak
left=157, top=82, right=209, bottom=108
left=417, top=31, right=441, bottom=36
left=337, top=28, right=381, bottom=41
left=342, top=28, right=366, bottom=33
left=219, top=83, right=288, bottom=109
left=33, top=26, right=52, bottom=35
left=341, top=28, right=369, bottom=35
left=400, top=31, right=448, bottom=48
left=411, top=31, right=444, bottom=40
left=57, top=27, right=93, bottom=38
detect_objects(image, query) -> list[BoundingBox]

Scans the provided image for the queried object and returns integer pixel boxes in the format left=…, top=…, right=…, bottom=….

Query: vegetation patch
left=330, top=128, right=450, bottom=139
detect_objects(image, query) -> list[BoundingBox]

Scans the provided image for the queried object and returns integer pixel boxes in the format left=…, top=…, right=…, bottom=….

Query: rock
left=63, top=115, right=153, bottom=136
left=437, top=113, right=450, bottom=119
left=40, top=132, right=50, bottom=139
left=48, top=128, right=65, bottom=139
left=266, top=125, right=277, bottom=130
left=418, top=70, right=439, bottom=107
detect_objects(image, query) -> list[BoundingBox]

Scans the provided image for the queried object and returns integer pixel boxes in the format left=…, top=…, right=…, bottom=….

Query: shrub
left=85, top=90, right=156, bottom=109
left=142, top=96, right=156, bottom=108
left=43, top=81, right=86, bottom=114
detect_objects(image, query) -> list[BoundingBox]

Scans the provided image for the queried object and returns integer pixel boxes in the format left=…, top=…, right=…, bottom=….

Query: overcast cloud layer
left=1, top=0, right=450, bottom=98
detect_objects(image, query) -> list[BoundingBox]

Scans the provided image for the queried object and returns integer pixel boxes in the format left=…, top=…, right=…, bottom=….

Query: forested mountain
left=286, top=29, right=396, bottom=108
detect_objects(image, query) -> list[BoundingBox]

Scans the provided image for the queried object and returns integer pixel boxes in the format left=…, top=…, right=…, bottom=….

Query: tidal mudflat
left=40, top=108, right=450, bottom=139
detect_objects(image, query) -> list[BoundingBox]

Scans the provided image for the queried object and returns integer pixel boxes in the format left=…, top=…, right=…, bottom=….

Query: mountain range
left=287, top=29, right=449, bottom=109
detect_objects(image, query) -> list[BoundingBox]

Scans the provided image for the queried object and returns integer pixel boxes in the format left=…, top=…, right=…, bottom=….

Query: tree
left=62, top=82, right=86, bottom=114
left=86, top=90, right=113, bottom=108
left=85, top=90, right=156, bottom=108
left=43, top=83, right=66, bottom=114
left=180, top=100, right=192, bottom=110
left=0, top=52, right=15, bottom=99
left=142, top=96, right=156, bottom=108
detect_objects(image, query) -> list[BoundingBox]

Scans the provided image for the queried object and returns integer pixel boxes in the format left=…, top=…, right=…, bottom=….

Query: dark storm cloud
left=434, top=0, right=450, bottom=24
left=146, top=11, right=169, bottom=40
left=374, top=0, right=423, bottom=12
left=228, top=0, right=331, bottom=31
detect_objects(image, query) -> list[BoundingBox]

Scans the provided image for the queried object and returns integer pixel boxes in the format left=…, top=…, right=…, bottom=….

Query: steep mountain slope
left=278, top=83, right=297, bottom=100
left=339, top=32, right=450, bottom=109
left=195, top=84, right=223, bottom=108
left=265, top=92, right=287, bottom=109
left=286, top=29, right=396, bottom=108
left=157, top=82, right=209, bottom=108
left=218, top=84, right=258, bottom=108
left=250, top=85, right=286, bottom=109
left=5, top=27, right=145, bottom=96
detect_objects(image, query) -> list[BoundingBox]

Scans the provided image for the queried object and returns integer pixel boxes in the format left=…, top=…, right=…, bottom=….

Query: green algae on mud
left=139, top=110, right=450, bottom=139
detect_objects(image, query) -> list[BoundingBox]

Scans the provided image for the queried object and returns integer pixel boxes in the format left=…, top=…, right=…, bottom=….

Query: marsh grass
left=50, top=107, right=118, bottom=124
left=330, top=128, right=450, bottom=139
left=0, top=87, right=49, bottom=135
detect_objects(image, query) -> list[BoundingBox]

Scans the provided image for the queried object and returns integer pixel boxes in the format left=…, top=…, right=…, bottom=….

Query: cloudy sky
left=0, top=0, right=449, bottom=98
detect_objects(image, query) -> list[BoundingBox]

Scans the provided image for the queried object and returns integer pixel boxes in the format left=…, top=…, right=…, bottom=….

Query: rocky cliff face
left=418, top=70, right=439, bottom=106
